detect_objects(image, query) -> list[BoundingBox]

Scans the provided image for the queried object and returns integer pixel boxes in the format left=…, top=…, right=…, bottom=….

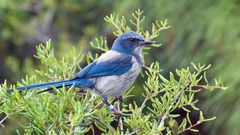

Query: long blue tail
left=7, top=78, right=93, bottom=93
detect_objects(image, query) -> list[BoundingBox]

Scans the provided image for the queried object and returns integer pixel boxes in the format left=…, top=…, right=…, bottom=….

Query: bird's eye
left=129, top=37, right=137, bottom=42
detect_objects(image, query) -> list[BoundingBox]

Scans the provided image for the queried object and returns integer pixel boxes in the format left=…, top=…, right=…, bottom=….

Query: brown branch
left=177, top=121, right=203, bottom=134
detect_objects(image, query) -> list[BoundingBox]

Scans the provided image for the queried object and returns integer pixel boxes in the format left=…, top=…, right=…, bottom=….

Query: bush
left=0, top=10, right=225, bottom=135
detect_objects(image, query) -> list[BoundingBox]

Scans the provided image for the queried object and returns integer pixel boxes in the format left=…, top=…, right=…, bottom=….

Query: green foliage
left=135, top=1, right=239, bottom=134
left=35, top=41, right=83, bottom=80
left=0, top=10, right=226, bottom=134
left=104, top=9, right=170, bottom=40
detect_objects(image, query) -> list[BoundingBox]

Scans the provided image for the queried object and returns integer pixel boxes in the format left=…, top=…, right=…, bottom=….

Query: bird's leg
left=117, top=96, right=123, bottom=112
left=118, top=96, right=123, bottom=103
left=102, top=97, right=121, bottom=115
left=111, top=96, right=123, bottom=105
left=111, top=97, right=118, bottom=105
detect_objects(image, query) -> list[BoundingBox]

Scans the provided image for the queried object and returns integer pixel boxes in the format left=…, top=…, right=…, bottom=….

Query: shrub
left=0, top=10, right=226, bottom=135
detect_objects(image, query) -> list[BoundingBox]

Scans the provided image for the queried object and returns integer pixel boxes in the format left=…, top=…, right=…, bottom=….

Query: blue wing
left=76, top=52, right=133, bottom=78
left=7, top=52, right=133, bottom=93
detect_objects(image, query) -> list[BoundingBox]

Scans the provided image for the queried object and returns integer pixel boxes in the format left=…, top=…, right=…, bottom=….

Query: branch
left=117, top=100, right=124, bottom=135
left=157, top=90, right=181, bottom=129
left=138, top=98, right=148, bottom=115
left=0, top=114, right=10, bottom=127
left=157, top=81, right=190, bottom=129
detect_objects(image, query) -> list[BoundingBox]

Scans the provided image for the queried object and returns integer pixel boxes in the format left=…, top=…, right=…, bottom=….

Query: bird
left=7, top=31, right=154, bottom=114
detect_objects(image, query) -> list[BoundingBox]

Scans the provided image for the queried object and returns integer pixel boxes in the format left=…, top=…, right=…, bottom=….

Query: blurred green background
left=0, top=0, right=239, bottom=134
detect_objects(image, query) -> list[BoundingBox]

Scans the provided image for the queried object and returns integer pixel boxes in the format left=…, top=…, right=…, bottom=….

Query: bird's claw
left=113, top=109, right=122, bottom=115
left=109, top=105, right=121, bottom=114
left=109, top=105, right=128, bottom=116
left=111, top=107, right=131, bottom=117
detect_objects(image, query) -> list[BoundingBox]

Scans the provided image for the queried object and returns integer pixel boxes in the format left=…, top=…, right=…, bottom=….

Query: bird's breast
left=92, top=56, right=142, bottom=97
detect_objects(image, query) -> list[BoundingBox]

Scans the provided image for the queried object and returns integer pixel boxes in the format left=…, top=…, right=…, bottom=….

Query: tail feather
left=7, top=79, right=82, bottom=93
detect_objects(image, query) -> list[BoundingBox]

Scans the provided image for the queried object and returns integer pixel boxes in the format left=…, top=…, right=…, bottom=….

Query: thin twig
left=157, top=101, right=174, bottom=129
left=129, top=129, right=141, bottom=135
left=0, top=114, right=10, bottom=127
left=138, top=98, right=148, bottom=115
left=85, top=94, right=97, bottom=110
left=129, top=131, right=136, bottom=135
left=118, top=100, right=124, bottom=135
left=157, top=81, right=191, bottom=129
left=177, top=121, right=203, bottom=134
left=157, top=87, right=183, bottom=129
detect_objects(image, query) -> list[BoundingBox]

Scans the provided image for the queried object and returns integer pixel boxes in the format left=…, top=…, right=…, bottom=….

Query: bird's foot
left=103, top=97, right=130, bottom=116
left=109, top=105, right=131, bottom=117
left=113, top=109, right=122, bottom=115
left=109, top=105, right=121, bottom=115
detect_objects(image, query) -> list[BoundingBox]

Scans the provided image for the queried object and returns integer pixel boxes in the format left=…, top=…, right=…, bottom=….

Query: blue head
left=111, top=31, right=154, bottom=55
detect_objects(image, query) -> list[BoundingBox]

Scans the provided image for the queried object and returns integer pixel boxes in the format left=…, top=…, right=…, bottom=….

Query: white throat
left=134, top=46, right=143, bottom=56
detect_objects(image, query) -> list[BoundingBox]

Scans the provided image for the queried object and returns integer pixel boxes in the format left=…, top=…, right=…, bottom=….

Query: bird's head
left=111, top=31, right=154, bottom=55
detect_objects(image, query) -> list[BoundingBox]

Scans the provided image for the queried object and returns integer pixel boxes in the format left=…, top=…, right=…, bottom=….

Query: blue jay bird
left=7, top=31, right=154, bottom=114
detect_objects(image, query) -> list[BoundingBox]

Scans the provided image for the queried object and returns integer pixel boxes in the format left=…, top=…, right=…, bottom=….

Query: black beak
left=142, top=39, right=155, bottom=46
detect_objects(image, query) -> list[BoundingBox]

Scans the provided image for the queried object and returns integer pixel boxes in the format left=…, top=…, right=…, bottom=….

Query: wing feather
left=76, top=51, right=133, bottom=78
